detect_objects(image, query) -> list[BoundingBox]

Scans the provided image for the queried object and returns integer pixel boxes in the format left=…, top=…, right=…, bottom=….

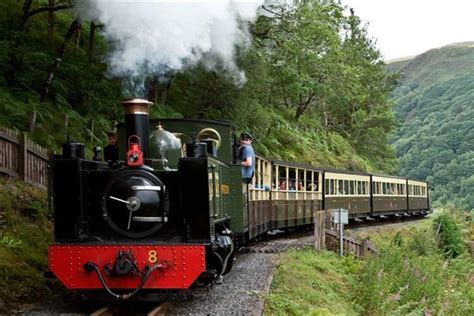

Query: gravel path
left=167, top=252, right=278, bottom=315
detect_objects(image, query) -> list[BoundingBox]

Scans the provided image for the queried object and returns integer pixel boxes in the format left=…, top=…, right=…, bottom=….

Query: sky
left=341, top=0, right=474, bottom=61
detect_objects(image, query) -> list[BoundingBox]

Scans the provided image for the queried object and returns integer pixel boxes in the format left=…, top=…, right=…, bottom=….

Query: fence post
left=361, top=239, right=369, bottom=258
left=18, top=132, right=27, bottom=181
left=314, top=210, right=326, bottom=252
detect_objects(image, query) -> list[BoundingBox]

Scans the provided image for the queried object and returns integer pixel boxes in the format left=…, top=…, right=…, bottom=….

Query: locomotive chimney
left=121, top=99, right=153, bottom=161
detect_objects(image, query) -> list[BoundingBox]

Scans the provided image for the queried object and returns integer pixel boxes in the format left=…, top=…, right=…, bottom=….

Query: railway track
left=91, top=302, right=171, bottom=316
left=241, top=232, right=314, bottom=254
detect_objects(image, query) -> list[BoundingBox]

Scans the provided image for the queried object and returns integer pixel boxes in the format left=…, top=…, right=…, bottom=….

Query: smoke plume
left=75, top=0, right=263, bottom=92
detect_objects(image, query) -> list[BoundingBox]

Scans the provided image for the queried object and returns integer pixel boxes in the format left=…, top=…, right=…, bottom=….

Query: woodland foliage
left=0, top=0, right=397, bottom=171
left=389, top=44, right=474, bottom=210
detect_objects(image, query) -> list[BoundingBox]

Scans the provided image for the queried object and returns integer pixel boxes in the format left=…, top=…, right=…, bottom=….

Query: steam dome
left=150, top=123, right=181, bottom=160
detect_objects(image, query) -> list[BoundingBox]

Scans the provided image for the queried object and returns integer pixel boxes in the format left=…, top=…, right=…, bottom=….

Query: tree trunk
left=146, top=78, right=158, bottom=104
left=64, top=114, right=69, bottom=130
left=28, top=110, right=36, bottom=133
left=74, top=22, right=81, bottom=48
left=160, top=84, right=169, bottom=105
left=88, top=22, right=96, bottom=62
left=19, top=0, right=34, bottom=30
left=47, top=0, right=55, bottom=41
left=295, top=104, right=308, bottom=121
left=40, top=19, right=81, bottom=102
left=88, top=22, right=103, bottom=63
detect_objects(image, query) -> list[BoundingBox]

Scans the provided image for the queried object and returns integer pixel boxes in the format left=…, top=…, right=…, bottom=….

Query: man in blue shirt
left=239, top=132, right=255, bottom=184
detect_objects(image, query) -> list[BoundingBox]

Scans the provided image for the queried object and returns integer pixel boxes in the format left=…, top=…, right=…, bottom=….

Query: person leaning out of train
left=239, top=132, right=255, bottom=184
left=104, top=131, right=118, bottom=161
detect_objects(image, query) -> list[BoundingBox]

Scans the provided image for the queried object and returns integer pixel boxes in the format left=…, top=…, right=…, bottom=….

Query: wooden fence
left=0, top=126, right=49, bottom=190
left=325, top=229, right=377, bottom=258
left=314, top=210, right=377, bottom=258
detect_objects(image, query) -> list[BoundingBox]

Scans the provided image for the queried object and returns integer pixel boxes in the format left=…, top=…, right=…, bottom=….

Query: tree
left=40, top=18, right=81, bottom=102
left=3, top=0, right=73, bottom=85
left=258, top=1, right=344, bottom=121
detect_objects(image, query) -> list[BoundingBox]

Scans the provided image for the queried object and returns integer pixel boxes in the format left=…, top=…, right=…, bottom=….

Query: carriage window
left=312, top=172, right=319, bottom=191
left=298, top=169, right=305, bottom=191
left=325, top=179, right=330, bottom=195
left=349, top=181, right=355, bottom=195
left=344, top=180, right=349, bottom=195
left=330, top=179, right=335, bottom=195
left=338, top=180, right=343, bottom=195
left=278, top=167, right=287, bottom=190
left=306, top=171, right=312, bottom=192
left=288, top=168, right=296, bottom=191
left=357, top=181, right=362, bottom=195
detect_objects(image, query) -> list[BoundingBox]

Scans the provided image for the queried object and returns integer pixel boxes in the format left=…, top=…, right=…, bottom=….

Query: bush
left=433, top=212, right=466, bottom=258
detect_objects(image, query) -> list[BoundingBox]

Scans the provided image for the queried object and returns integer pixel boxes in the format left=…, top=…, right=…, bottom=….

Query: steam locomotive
left=48, top=99, right=430, bottom=301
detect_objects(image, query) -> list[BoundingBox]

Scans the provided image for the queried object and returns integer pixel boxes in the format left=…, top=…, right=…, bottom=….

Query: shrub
left=433, top=212, right=466, bottom=258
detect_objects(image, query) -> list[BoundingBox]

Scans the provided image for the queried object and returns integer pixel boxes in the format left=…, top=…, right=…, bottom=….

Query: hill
left=389, top=42, right=474, bottom=210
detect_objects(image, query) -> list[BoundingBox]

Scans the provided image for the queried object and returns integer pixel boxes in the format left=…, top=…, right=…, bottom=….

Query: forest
left=0, top=0, right=397, bottom=173
left=388, top=43, right=474, bottom=210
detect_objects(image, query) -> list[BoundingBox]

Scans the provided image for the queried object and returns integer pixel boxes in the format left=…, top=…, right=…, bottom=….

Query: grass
left=265, top=249, right=359, bottom=315
left=0, top=176, right=54, bottom=313
left=265, top=211, right=474, bottom=315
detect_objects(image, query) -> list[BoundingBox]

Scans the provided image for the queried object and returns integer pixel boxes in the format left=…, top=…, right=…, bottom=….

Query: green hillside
left=390, top=43, right=474, bottom=210
left=0, top=0, right=397, bottom=172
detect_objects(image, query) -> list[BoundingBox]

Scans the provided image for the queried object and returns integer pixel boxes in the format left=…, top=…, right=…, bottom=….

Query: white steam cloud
left=76, top=0, right=263, bottom=91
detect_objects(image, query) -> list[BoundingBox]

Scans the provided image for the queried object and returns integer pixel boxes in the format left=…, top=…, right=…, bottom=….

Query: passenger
left=279, top=179, right=286, bottom=190
left=289, top=181, right=296, bottom=191
left=238, top=132, right=255, bottom=184
left=298, top=181, right=304, bottom=191
left=104, top=131, right=118, bottom=161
